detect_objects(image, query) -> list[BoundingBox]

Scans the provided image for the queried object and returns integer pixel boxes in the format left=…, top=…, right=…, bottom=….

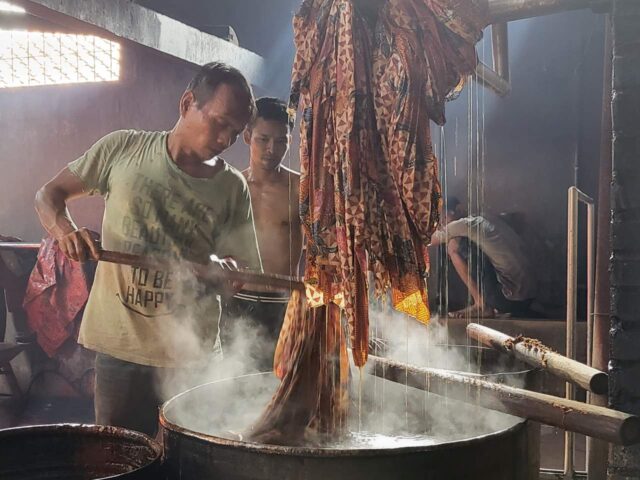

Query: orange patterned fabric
left=290, top=0, right=484, bottom=366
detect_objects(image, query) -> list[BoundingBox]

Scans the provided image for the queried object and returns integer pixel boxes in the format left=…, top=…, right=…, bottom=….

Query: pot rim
left=159, top=373, right=526, bottom=458
left=0, top=423, right=163, bottom=479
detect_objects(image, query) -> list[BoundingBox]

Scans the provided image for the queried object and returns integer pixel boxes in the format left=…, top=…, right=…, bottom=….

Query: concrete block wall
left=609, top=1, right=640, bottom=478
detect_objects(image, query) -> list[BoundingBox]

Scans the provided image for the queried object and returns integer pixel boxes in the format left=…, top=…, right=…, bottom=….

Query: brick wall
left=609, top=1, right=640, bottom=478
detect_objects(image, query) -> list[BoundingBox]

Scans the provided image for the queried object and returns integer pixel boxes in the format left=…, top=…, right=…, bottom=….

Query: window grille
left=0, top=30, right=120, bottom=88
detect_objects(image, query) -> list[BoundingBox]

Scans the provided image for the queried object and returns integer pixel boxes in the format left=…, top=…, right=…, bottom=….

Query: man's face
left=245, top=117, right=290, bottom=171
left=182, top=83, right=252, bottom=161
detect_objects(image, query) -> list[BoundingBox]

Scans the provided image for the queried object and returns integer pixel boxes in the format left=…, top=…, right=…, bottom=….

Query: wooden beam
left=12, top=0, right=266, bottom=88
left=369, top=354, right=640, bottom=445
left=487, top=0, right=611, bottom=23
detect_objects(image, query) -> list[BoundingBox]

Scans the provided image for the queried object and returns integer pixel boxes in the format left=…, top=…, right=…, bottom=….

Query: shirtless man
left=220, top=97, right=302, bottom=370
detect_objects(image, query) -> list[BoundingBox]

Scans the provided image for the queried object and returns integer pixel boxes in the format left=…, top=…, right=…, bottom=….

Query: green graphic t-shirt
left=69, top=130, right=262, bottom=367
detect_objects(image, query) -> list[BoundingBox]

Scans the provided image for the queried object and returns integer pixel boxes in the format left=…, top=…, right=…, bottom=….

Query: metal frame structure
left=565, top=186, right=595, bottom=479
left=477, top=0, right=611, bottom=97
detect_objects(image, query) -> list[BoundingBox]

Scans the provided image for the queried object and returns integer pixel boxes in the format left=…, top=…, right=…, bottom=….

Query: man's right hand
left=57, top=227, right=100, bottom=262
left=35, top=166, right=98, bottom=262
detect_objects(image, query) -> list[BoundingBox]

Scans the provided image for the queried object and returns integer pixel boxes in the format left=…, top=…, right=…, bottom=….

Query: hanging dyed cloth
left=248, top=0, right=486, bottom=444
left=369, top=0, right=485, bottom=327
left=292, top=0, right=485, bottom=368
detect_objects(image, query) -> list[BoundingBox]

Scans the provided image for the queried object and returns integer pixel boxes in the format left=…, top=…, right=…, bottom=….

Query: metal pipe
left=0, top=242, right=40, bottom=250
left=574, top=189, right=593, bottom=205
left=564, top=186, right=595, bottom=478
left=475, top=62, right=511, bottom=96
left=487, top=0, right=611, bottom=23
left=565, top=186, right=579, bottom=478
left=540, top=470, right=587, bottom=480
left=491, top=23, right=510, bottom=82
left=586, top=202, right=595, bottom=373
left=587, top=13, right=612, bottom=480
left=585, top=199, right=595, bottom=478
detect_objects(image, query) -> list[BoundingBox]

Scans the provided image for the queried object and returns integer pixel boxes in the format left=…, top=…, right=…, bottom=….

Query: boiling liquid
left=324, top=431, right=439, bottom=449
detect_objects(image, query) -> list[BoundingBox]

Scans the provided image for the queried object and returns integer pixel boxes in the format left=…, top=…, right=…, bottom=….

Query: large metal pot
left=0, top=423, right=162, bottom=479
left=160, top=347, right=540, bottom=480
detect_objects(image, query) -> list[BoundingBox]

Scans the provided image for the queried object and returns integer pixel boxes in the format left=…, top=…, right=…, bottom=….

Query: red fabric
left=23, top=238, right=92, bottom=357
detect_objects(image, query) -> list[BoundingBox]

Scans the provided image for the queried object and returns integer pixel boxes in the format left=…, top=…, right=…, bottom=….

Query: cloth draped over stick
left=248, top=0, right=487, bottom=444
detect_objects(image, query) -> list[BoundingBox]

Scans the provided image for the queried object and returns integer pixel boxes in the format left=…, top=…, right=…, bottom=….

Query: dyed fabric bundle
left=248, top=0, right=486, bottom=444
left=250, top=291, right=349, bottom=444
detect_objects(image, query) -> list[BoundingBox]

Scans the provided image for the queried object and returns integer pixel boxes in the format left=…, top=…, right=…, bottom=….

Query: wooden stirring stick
left=0, top=242, right=305, bottom=291
left=98, top=249, right=305, bottom=292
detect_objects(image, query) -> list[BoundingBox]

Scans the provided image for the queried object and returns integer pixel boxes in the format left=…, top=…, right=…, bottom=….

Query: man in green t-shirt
left=34, top=62, right=263, bottom=436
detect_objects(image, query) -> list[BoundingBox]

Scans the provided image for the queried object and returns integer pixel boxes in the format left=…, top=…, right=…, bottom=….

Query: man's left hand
left=209, top=254, right=245, bottom=297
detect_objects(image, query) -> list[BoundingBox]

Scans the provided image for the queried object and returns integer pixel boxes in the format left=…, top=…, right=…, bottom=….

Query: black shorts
left=220, top=290, right=289, bottom=372
left=462, top=240, right=532, bottom=316
left=94, top=353, right=165, bottom=437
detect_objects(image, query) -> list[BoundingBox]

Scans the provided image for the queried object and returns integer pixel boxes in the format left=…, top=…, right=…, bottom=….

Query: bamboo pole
left=368, top=354, right=639, bottom=446
left=466, top=323, right=608, bottom=394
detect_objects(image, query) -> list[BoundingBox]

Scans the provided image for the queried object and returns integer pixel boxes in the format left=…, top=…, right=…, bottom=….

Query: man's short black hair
left=252, top=97, right=294, bottom=130
left=186, top=62, right=255, bottom=116
left=445, top=196, right=461, bottom=214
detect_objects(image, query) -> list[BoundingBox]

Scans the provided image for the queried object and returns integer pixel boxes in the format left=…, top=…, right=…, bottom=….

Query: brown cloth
left=250, top=290, right=349, bottom=444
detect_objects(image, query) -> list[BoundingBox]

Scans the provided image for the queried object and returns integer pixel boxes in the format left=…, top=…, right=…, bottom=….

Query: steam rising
left=159, top=296, right=525, bottom=448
